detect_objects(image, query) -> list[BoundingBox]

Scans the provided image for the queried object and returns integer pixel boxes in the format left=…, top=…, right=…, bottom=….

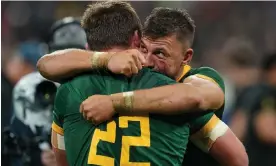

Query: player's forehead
left=141, top=35, right=182, bottom=52
left=142, top=36, right=169, bottom=50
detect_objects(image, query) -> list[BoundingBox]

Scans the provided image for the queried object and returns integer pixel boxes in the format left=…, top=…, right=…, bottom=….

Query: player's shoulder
left=58, top=71, right=107, bottom=96
left=130, top=68, right=176, bottom=90
left=142, top=68, right=175, bottom=81
left=190, top=66, right=222, bottom=78
left=189, top=66, right=225, bottom=92
left=67, top=71, right=106, bottom=87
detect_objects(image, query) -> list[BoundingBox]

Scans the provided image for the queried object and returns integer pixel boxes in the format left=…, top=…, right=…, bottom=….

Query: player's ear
left=182, top=48, right=193, bottom=65
left=131, top=30, right=141, bottom=49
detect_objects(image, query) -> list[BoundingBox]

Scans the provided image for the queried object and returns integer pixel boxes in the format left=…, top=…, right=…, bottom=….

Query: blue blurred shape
left=19, top=40, right=48, bottom=67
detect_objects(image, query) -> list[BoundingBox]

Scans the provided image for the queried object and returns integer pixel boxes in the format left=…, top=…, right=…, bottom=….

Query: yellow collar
left=176, top=65, right=191, bottom=82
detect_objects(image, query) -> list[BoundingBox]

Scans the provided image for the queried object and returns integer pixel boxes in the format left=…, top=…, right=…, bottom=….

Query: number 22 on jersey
left=88, top=116, right=150, bottom=166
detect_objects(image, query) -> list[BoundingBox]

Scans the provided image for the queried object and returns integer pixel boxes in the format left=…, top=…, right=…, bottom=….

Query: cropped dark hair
left=81, top=1, right=142, bottom=51
left=143, top=7, right=195, bottom=47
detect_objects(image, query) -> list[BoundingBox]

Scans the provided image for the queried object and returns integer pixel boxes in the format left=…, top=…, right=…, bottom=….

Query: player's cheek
left=155, top=60, right=166, bottom=73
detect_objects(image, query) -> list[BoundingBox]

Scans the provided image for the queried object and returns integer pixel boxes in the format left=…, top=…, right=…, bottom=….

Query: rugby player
left=38, top=3, right=248, bottom=166
left=46, top=2, right=220, bottom=166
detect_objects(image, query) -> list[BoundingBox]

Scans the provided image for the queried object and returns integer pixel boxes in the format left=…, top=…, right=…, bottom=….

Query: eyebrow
left=154, top=46, right=170, bottom=53
left=142, top=38, right=171, bottom=54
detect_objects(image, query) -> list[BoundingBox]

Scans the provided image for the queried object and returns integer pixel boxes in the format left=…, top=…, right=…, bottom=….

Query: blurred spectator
left=219, top=37, right=260, bottom=90
left=47, top=17, right=86, bottom=52
left=3, top=41, right=47, bottom=85
left=217, top=37, right=260, bottom=122
left=3, top=55, right=35, bottom=86
left=1, top=17, right=87, bottom=166
left=1, top=41, right=47, bottom=133
left=19, top=41, right=48, bottom=67
left=230, top=54, right=276, bottom=166
left=3, top=72, right=58, bottom=166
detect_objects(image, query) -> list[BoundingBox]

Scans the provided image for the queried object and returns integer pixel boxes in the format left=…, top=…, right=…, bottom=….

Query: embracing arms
left=38, top=49, right=223, bottom=115
left=110, top=75, right=224, bottom=115
left=37, top=49, right=146, bottom=82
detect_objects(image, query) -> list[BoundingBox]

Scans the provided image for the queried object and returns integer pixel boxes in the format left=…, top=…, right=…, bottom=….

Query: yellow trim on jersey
left=176, top=65, right=191, bottom=82
left=190, top=115, right=228, bottom=152
left=190, top=115, right=219, bottom=151
left=51, top=129, right=66, bottom=150
left=195, top=74, right=220, bottom=87
left=196, top=114, right=220, bottom=138
left=52, top=122, right=64, bottom=135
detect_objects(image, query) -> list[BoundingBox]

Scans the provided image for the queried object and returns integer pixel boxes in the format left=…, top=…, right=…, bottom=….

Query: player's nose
left=145, top=54, right=155, bottom=67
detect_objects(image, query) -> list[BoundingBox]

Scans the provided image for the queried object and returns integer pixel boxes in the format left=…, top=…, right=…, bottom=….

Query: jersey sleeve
left=189, top=112, right=214, bottom=135
left=189, top=113, right=228, bottom=152
left=193, top=67, right=225, bottom=93
left=52, top=82, right=85, bottom=136
left=52, top=84, right=69, bottom=135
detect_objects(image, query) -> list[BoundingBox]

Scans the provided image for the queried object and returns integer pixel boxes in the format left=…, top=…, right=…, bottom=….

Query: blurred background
left=1, top=1, right=276, bottom=166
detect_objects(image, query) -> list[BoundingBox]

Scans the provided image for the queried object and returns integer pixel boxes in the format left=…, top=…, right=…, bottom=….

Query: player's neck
left=175, top=65, right=185, bottom=81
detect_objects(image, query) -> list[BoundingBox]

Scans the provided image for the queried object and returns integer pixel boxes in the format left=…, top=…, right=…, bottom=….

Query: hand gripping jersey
left=178, top=65, right=226, bottom=166
left=52, top=68, right=214, bottom=166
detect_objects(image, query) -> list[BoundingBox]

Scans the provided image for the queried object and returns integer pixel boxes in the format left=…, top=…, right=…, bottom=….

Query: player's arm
left=111, top=71, right=224, bottom=114
left=37, top=49, right=145, bottom=82
left=51, top=84, right=69, bottom=166
left=37, top=49, right=102, bottom=82
left=51, top=83, right=80, bottom=166
left=51, top=129, right=68, bottom=166
left=51, top=111, right=68, bottom=166
left=190, top=114, right=248, bottom=166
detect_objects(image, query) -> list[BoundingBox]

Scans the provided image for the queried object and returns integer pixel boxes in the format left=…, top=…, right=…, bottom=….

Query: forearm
left=37, top=49, right=92, bottom=82
left=51, top=130, right=68, bottom=166
left=111, top=83, right=203, bottom=115
left=53, top=148, right=69, bottom=166
left=37, top=49, right=110, bottom=82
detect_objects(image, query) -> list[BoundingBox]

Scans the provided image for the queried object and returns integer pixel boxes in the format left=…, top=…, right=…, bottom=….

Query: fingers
left=83, top=112, right=88, bottom=120
left=80, top=103, right=89, bottom=120
left=80, top=99, right=90, bottom=121
left=78, top=95, right=115, bottom=127
left=132, top=52, right=143, bottom=70
left=123, top=50, right=143, bottom=76
left=121, top=65, right=132, bottom=77
left=136, top=50, right=146, bottom=65
left=80, top=103, right=98, bottom=125
left=130, top=61, right=138, bottom=75
left=88, top=117, right=96, bottom=125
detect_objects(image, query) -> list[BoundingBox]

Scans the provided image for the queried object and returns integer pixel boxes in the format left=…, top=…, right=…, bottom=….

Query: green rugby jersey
left=52, top=68, right=211, bottom=166
left=178, top=65, right=225, bottom=166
